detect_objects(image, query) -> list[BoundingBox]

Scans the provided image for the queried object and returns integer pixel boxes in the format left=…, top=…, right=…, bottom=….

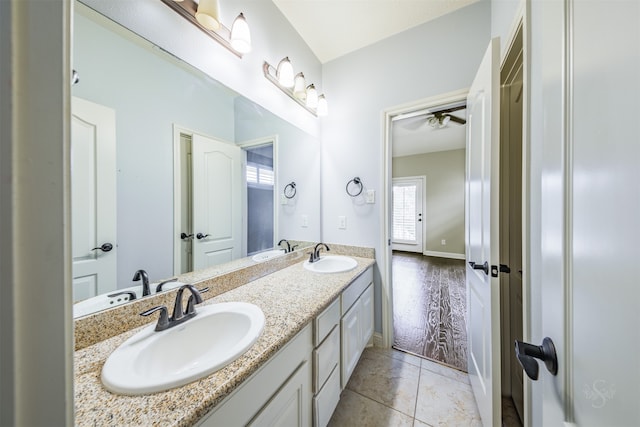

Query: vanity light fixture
left=160, top=0, right=251, bottom=57
left=263, top=58, right=328, bottom=117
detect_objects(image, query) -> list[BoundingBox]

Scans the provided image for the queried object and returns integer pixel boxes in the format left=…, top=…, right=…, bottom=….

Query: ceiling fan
left=393, top=104, right=467, bottom=129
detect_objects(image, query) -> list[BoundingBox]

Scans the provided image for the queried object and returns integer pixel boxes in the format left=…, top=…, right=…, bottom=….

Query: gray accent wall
left=393, top=149, right=466, bottom=256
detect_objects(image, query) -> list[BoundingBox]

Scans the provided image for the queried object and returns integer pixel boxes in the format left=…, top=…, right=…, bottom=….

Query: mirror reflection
left=71, top=2, right=321, bottom=317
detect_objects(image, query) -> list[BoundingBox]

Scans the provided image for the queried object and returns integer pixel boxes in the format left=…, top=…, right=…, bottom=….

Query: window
left=246, top=162, right=274, bottom=187
left=393, top=184, right=417, bottom=242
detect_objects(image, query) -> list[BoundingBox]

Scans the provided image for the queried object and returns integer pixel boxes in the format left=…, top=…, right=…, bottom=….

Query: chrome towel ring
left=346, top=177, right=363, bottom=197
left=284, top=182, right=297, bottom=199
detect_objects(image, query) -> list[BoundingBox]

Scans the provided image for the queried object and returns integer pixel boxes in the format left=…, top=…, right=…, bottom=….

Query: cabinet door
left=341, top=299, right=361, bottom=389
left=249, top=361, right=311, bottom=427
left=360, top=284, right=374, bottom=348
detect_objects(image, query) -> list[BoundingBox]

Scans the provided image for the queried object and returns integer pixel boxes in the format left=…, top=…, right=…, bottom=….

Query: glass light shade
left=306, top=84, right=318, bottom=109
left=276, top=57, right=294, bottom=88
left=293, top=73, right=306, bottom=100
left=195, top=0, right=220, bottom=30
left=317, top=94, right=328, bottom=116
left=440, top=115, right=451, bottom=127
left=230, top=13, right=251, bottom=53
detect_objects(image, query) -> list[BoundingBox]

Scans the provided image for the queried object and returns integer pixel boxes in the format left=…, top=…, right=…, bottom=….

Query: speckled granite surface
left=74, top=256, right=375, bottom=427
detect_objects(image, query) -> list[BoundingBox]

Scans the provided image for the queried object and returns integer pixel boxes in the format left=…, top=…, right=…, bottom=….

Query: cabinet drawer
left=313, top=364, right=341, bottom=427
left=313, top=326, right=340, bottom=393
left=341, top=267, right=372, bottom=315
left=314, top=297, right=340, bottom=346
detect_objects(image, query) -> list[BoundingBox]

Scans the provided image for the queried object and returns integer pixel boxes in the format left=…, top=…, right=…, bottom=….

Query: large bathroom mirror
left=71, top=2, right=321, bottom=316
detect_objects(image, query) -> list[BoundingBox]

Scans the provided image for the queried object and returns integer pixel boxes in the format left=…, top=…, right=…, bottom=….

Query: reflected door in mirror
left=71, top=97, right=117, bottom=301
left=192, top=134, right=242, bottom=270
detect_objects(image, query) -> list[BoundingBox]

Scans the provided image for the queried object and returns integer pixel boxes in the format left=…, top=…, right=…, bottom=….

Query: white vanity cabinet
left=340, top=268, right=374, bottom=389
left=197, top=324, right=313, bottom=427
left=312, top=298, right=341, bottom=427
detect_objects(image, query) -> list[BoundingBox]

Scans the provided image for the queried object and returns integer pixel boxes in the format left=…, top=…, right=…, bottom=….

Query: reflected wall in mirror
left=71, top=2, right=321, bottom=315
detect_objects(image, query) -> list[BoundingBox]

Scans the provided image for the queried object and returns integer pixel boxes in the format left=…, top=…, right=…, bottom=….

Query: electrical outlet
left=301, top=215, right=309, bottom=228
left=338, top=216, right=347, bottom=229
left=441, top=239, right=446, bottom=246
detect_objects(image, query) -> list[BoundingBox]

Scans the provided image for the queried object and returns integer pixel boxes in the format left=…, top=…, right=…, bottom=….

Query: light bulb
left=293, top=73, right=306, bottom=100
left=317, top=94, right=328, bottom=116
left=195, top=0, right=220, bottom=30
left=230, top=13, right=251, bottom=53
left=276, top=57, right=294, bottom=88
left=306, top=84, right=318, bottom=109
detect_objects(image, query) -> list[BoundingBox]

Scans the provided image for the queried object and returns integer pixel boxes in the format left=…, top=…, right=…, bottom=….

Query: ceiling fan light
left=276, top=57, right=294, bottom=88
left=305, top=84, right=318, bottom=109
left=195, top=0, right=221, bottom=30
left=230, top=13, right=251, bottom=53
left=293, top=73, right=306, bottom=100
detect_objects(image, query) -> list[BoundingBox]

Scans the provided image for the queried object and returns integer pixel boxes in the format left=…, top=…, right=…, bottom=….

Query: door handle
left=469, top=261, right=489, bottom=275
left=91, top=243, right=113, bottom=252
left=180, top=232, right=193, bottom=240
left=514, top=337, right=558, bottom=380
left=196, top=233, right=209, bottom=240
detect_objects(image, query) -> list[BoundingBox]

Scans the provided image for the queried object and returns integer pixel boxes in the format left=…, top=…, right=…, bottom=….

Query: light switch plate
left=280, top=194, right=288, bottom=205
left=338, top=216, right=347, bottom=229
left=301, top=215, right=309, bottom=228
left=366, top=189, right=375, bottom=204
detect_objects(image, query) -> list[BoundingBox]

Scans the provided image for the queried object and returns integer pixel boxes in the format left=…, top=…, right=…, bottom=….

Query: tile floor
left=328, top=347, right=482, bottom=427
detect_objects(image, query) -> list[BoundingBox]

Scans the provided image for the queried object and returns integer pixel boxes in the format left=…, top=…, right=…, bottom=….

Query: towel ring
left=284, top=182, right=297, bottom=199
left=346, top=177, right=363, bottom=197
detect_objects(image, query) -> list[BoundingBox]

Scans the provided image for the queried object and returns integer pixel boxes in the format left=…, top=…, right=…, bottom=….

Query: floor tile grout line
left=346, top=387, right=417, bottom=420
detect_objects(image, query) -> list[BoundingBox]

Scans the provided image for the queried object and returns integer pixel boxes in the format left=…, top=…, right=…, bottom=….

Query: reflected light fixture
left=195, top=0, right=220, bottom=30
left=263, top=58, right=328, bottom=117
left=160, top=0, right=251, bottom=57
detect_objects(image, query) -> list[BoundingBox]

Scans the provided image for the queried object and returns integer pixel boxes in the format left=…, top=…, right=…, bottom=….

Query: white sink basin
left=101, top=302, right=265, bottom=395
left=252, top=249, right=285, bottom=262
left=303, top=255, right=358, bottom=273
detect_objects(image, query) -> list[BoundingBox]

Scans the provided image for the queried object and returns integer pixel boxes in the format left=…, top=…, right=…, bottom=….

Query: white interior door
left=71, top=97, right=117, bottom=301
left=192, top=134, right=242, bottom=270
left=392, top=177, right=424, bottom=253
left=530, top=0, right=640, bottom=425
left=466, top=38, right=501, bottom=427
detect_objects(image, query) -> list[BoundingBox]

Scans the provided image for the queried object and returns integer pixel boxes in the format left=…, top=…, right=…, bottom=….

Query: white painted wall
left=321, top=0, right=491, bottom=332
left=492, top=0, right=524, bottom=55
left=80, top=0, right=323, bottom=138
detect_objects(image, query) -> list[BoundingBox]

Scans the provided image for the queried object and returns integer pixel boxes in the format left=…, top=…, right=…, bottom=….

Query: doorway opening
left=243, top=143, right=275, bottom=256
left=387, top=94, right=468, bottom=371
left=499, top=22, right=524, bottom=427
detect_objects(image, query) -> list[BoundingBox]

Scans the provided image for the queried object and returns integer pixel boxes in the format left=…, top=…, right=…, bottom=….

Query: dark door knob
left=196, top=233, right=210, bottom=240
left=91, top=243, right=113, bottom=252
left=469, top=261, right=489, bottom=275
left=180, top=232, right=193, bottom=240
left=515, top=337, right=558, bottom=380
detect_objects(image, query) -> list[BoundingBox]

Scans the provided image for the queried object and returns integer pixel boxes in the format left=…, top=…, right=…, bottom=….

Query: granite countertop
left=74, top=256, right=375, bottom=427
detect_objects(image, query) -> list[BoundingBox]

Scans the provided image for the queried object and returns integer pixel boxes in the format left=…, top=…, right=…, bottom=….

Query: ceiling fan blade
left=447, top=115, right=466, bottom=125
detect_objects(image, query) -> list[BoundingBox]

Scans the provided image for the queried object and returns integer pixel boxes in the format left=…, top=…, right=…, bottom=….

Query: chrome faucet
left=140, top=284, right=209, bottom=331
left=309, top=243, right=330, bottom=263
left=132, top=269, right=151, bottom=296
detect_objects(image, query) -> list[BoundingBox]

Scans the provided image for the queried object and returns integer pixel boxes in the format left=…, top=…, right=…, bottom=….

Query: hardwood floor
left=392, top=251, right=468, bottom=371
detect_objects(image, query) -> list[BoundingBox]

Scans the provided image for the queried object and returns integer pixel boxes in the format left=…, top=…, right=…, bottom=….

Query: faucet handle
left=140, top=306, right=170, bottom=331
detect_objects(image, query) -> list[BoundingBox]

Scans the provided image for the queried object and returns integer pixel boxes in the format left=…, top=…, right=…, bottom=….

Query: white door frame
left=239, top=135, right=279, bottom=256
left=381, top=88, right=469, bottom=349
left=391, top=175, right=426, bottom=254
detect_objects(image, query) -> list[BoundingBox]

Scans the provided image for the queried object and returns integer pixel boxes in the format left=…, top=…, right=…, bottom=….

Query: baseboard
left=423, top=250, right=465, bottom=260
